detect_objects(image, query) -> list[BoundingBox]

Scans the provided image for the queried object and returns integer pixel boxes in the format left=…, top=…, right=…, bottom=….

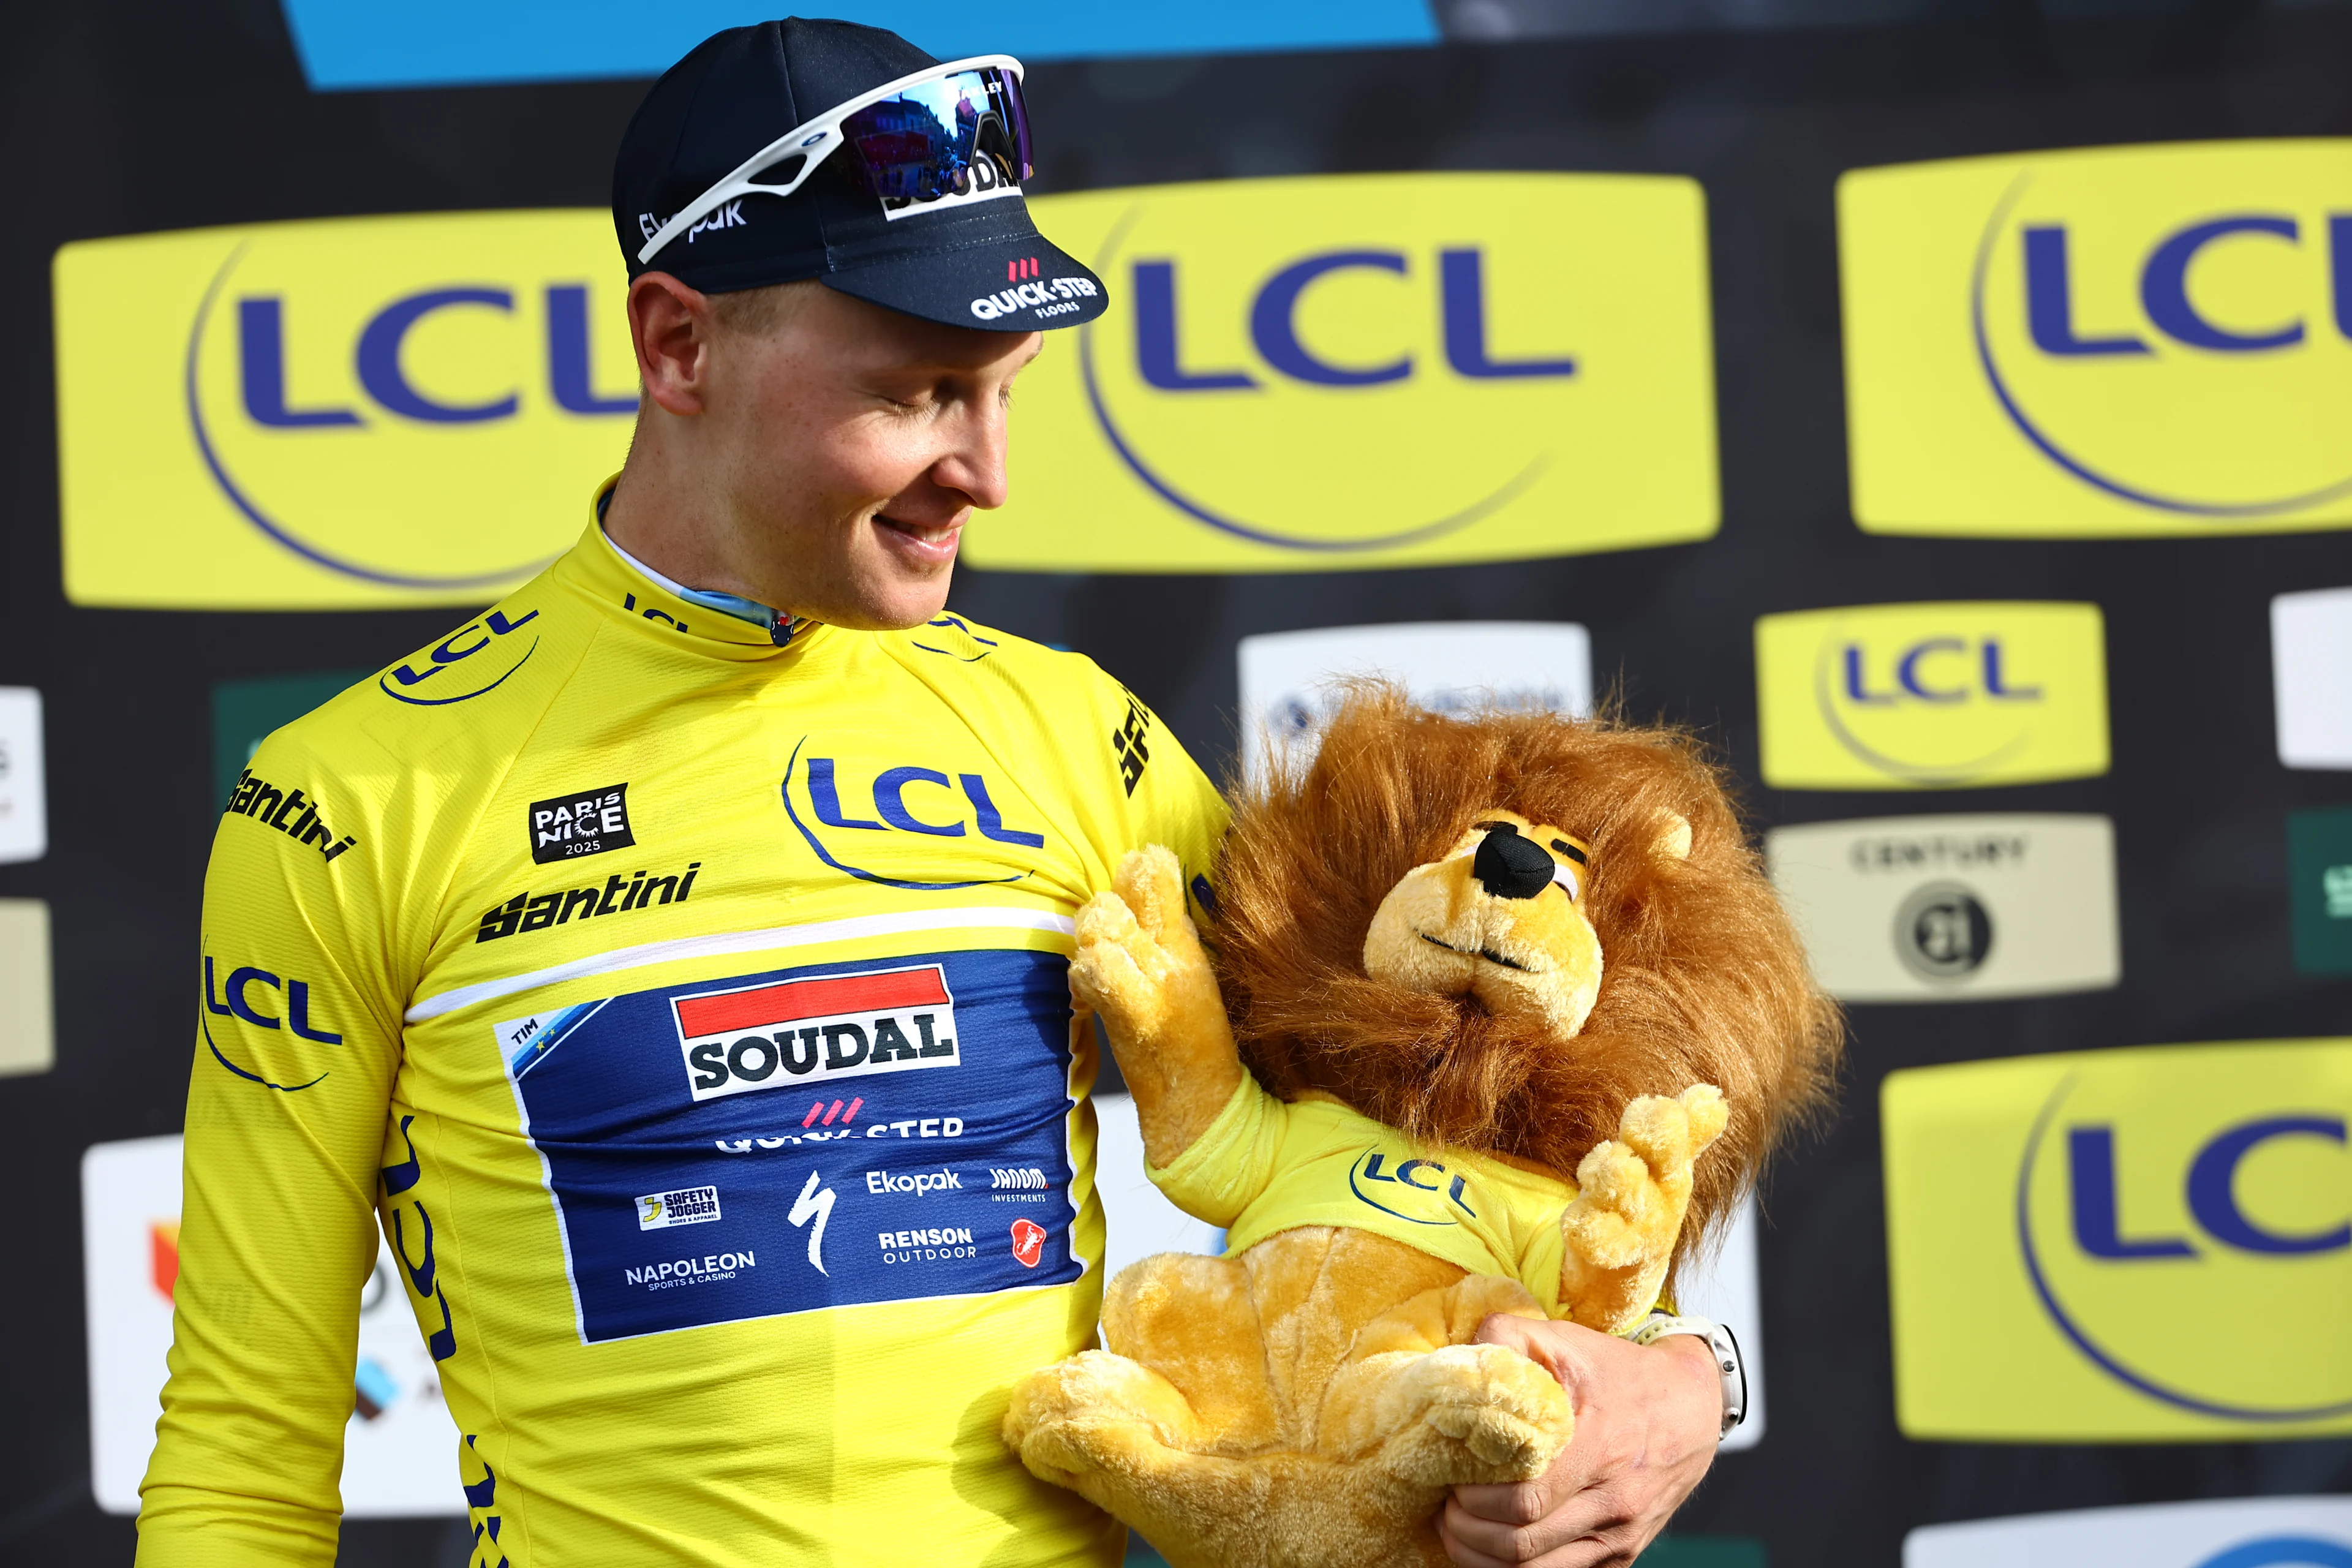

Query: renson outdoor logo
left=2015, top=1058, right=2352, bottom=1423
left=780, top=737, right=1044, bottom=891
left=1967, top=149, right=2352, bottom=519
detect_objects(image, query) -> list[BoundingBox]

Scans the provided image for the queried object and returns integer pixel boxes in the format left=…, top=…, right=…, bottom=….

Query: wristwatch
left=1629, top=1313, right=1747, bottom=1438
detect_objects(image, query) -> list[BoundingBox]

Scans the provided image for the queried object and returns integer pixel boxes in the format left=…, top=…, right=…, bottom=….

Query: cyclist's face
left=704, top=286, right=1041, bottom=630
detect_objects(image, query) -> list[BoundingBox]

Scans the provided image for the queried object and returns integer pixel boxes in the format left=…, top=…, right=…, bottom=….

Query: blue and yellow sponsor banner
left=54, top=211, right=636, bottom=608
left=1839, top=138, right=2352, bottom=537
left=968, top=173, right=1719, bottom=573
left=1753, top=601, right=2108, bottom=790
left=1883, top=1040, right=2352, bottom=1441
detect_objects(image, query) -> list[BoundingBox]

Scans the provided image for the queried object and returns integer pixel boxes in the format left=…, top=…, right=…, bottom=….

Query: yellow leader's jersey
left=1151, top=1080, right=1591, bottom=1320
left=138, top=516, right=1226, bottom=1568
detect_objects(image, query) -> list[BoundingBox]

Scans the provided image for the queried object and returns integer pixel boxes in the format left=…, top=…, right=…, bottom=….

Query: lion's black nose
left=1471, top=823, right=1556, bottom=900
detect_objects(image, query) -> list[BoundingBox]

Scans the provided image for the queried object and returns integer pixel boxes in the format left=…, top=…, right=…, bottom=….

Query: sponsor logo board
left=1904, top=1496, right=2352, bottom=1568
left=1754, top=602, right=2108, bottom=790
left=53, top=211, right=634, bottom=608
left=1235, top=622, right=1593, bottom=784
left=0, top=899, right=54, bottom=1079
left=2274, top=586, right=2352, bottom=768
left=1766, top=814, right=2119, bottom=1001
left=2288, top=807, right=2352, bottom=976
left=81, top=1134, right=464, bottom=1513
left=966, top=173, right=1717, bottom=573
left=0, top=687, right=46, bottom=864
left=1882, top=1038, right=2352, bottom=1439
left=1840, top=138, right=2352, bottom=538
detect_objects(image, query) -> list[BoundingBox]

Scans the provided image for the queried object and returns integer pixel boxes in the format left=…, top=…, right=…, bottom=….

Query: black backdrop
left=6, top=2, right=2351, bottom=1561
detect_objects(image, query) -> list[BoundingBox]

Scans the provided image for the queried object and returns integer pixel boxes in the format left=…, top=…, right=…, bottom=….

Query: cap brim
left=823, top=219, right=1109, bottom=333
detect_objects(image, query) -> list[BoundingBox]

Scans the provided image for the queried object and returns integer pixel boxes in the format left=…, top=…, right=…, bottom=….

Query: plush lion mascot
left=1004, top=684, right=1839, bottom=1568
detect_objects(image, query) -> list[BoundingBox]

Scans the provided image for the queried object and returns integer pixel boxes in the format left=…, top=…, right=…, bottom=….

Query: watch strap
left=1630, top=1313, right=1747, bottom=1438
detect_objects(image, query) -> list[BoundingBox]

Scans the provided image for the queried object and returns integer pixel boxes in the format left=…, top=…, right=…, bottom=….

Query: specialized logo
left=636, top=1185, right=720, bottom=1231
left=222, top=766, right=358, bottom=862
left=54, top=211, right=636, bottom=609
left=1011, top=1217, right=1048, bottom=1269
left=1235, top=621, right=1593, bottom=785
left=1839, top=138, right=2352, bottom=539
left=1904, top=1496, right=2352, bottom=1568
left=780, top=739, right=1044, bottom=891
left=965, top=173, right=1718, bottom=573
left=671, top=964, right=960, bottom=1103
left=529, top=782, right=633, bottom=864
left=1766, top=814, right=2120, bottom=1002
left=1348, top=1150, right=1479, bottom=1226
left=2288, top=807, right=2352, bottom=976
left=1882, top=1038, right=2352, bottom=1439
left=475, top=860, right=699, bottom=943
left=1754, top=601, right=2108, bottom=790
left=2273, top=586, right=2352, bottom=769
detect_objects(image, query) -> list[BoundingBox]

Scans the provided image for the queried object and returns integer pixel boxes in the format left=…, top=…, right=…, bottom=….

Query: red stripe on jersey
left=674, top=967, right=951, bottom=1039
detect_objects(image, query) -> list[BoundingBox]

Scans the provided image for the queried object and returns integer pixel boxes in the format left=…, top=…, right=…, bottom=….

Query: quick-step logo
left=967, top=173, right=1719, bottom=573
left=673, top=965, right=959, bottom=1102
left=1840, top=138, right=2352, bottom=539
left=53, top=211, right=635, bottom=608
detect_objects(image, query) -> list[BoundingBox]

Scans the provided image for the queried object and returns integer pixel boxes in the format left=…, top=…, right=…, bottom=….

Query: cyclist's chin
left=807, top=557, right=957, bottom=633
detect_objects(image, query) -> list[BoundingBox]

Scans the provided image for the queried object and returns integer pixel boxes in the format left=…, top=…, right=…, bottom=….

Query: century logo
left=1882, top=1039, right=2352, bottom=1440
left=967, top=173, right=1719, bottom=573
left=54, top=211, right=636, bottom=608
left=672, top=964, right=960, bottom=1103
left=1754, top=601, right=2109, bottom=790
left=1841, top=139, right=2352, bottom=538
left=1766, top=814, right=2120, bottom=1002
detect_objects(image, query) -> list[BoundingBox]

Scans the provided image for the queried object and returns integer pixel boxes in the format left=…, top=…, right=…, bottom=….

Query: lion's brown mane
left=1212, top=684, right=1841, bottom=1267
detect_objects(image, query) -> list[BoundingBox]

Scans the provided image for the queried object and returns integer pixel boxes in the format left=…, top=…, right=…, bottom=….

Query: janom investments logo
left=1883, top=1039, right=2352, bottom=1441
left=967, top=172, right=1721, bottom=573
left=55, top=211, right=637, bottom=609
left=1841, top=138, right=2352, bottom=538
left=1754, top=601, right=2109, bottom=790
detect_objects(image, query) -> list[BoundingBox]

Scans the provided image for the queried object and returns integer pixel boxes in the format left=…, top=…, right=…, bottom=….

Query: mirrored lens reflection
left=841, top=69, right=1030, bottom=206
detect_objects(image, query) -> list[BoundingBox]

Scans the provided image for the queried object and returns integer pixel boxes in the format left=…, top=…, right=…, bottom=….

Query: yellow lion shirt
left=1148, top=1077, right=1626, bottom=1322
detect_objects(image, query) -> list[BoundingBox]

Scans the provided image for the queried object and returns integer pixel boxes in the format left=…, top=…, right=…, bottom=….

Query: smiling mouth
left=1419, top=932, right=1536, bottom=973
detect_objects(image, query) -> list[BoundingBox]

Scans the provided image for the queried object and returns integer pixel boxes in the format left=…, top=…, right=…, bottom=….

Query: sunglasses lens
left=840, top=68, right=1032, bottom=214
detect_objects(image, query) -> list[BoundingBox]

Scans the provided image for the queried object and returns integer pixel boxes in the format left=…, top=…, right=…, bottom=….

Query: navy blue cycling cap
left=612, top=17, right=1106, bottom=333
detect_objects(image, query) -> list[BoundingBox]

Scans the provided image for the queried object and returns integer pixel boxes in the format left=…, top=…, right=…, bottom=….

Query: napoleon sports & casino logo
left=963, top=172, right=1720, bottom=575
left=1841, top=138, right=2352, bottom=538
left=54, top=211, right=636, bottom=609
left=1754, top=601, right=2109, bottom=790
left=1882, top=1039, right=2352, bottom=1441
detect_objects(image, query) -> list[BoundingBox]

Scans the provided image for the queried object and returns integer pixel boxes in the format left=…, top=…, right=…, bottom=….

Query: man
left=139, top=19, right=1725, bottom=1567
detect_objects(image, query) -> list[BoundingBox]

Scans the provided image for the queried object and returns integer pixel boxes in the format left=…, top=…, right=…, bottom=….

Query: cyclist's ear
left=628, top=271, right=715, bottom=417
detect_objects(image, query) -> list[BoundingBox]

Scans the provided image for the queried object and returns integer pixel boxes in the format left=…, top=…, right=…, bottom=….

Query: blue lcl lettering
left=239, top=298, right=364, bottom=427
left=1132, top=262, right=1257, bottom=391
left=356, top=288, right=518, bottom=423
left=2024, top=227, right=2152, bottom=357
left=2068, top=1118, right=2350, bottom=1261
left=545, top=284, right=638, bottom=415
left=2069, top=1126, right=2197, bottom=1259
left=2029, top=213, right=2339, bottom=358
left=2141, top=216, right=2304, bottom=353
left=1440, top=249, right=1578, bottom=379
left=1251, top=251, right=1413, bottom=387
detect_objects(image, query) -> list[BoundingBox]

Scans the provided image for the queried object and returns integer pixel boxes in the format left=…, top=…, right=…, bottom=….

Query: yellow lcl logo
left=967, top=173, right=1721, bottom=573
left=55, top=211, right=635, bottom=608
left=1754, top=601, right=2108, bottom=790
left=1883, top=1040, right=2352, bottom=1440
left=1841, top=139, right=2352, bottom=538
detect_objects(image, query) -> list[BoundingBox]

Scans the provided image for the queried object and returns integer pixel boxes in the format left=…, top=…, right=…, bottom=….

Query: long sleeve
left=137, top=738, right=406, bottom=1566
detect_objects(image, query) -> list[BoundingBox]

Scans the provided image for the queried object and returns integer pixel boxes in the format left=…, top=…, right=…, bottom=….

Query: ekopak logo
left=1840, top=139, right=2352, bottom=538
left=1882, top=1039, right=2352, bottom=1441
left=965, top=173, right=1721, bottom=573
left=53, top=211, right=636, bottom=609
left=1754, top=602, right=2109, bottom=790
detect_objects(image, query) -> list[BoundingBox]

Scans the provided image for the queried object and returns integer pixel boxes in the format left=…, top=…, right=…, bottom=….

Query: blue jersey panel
left=496, top=946, right=1083, bottom=1343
